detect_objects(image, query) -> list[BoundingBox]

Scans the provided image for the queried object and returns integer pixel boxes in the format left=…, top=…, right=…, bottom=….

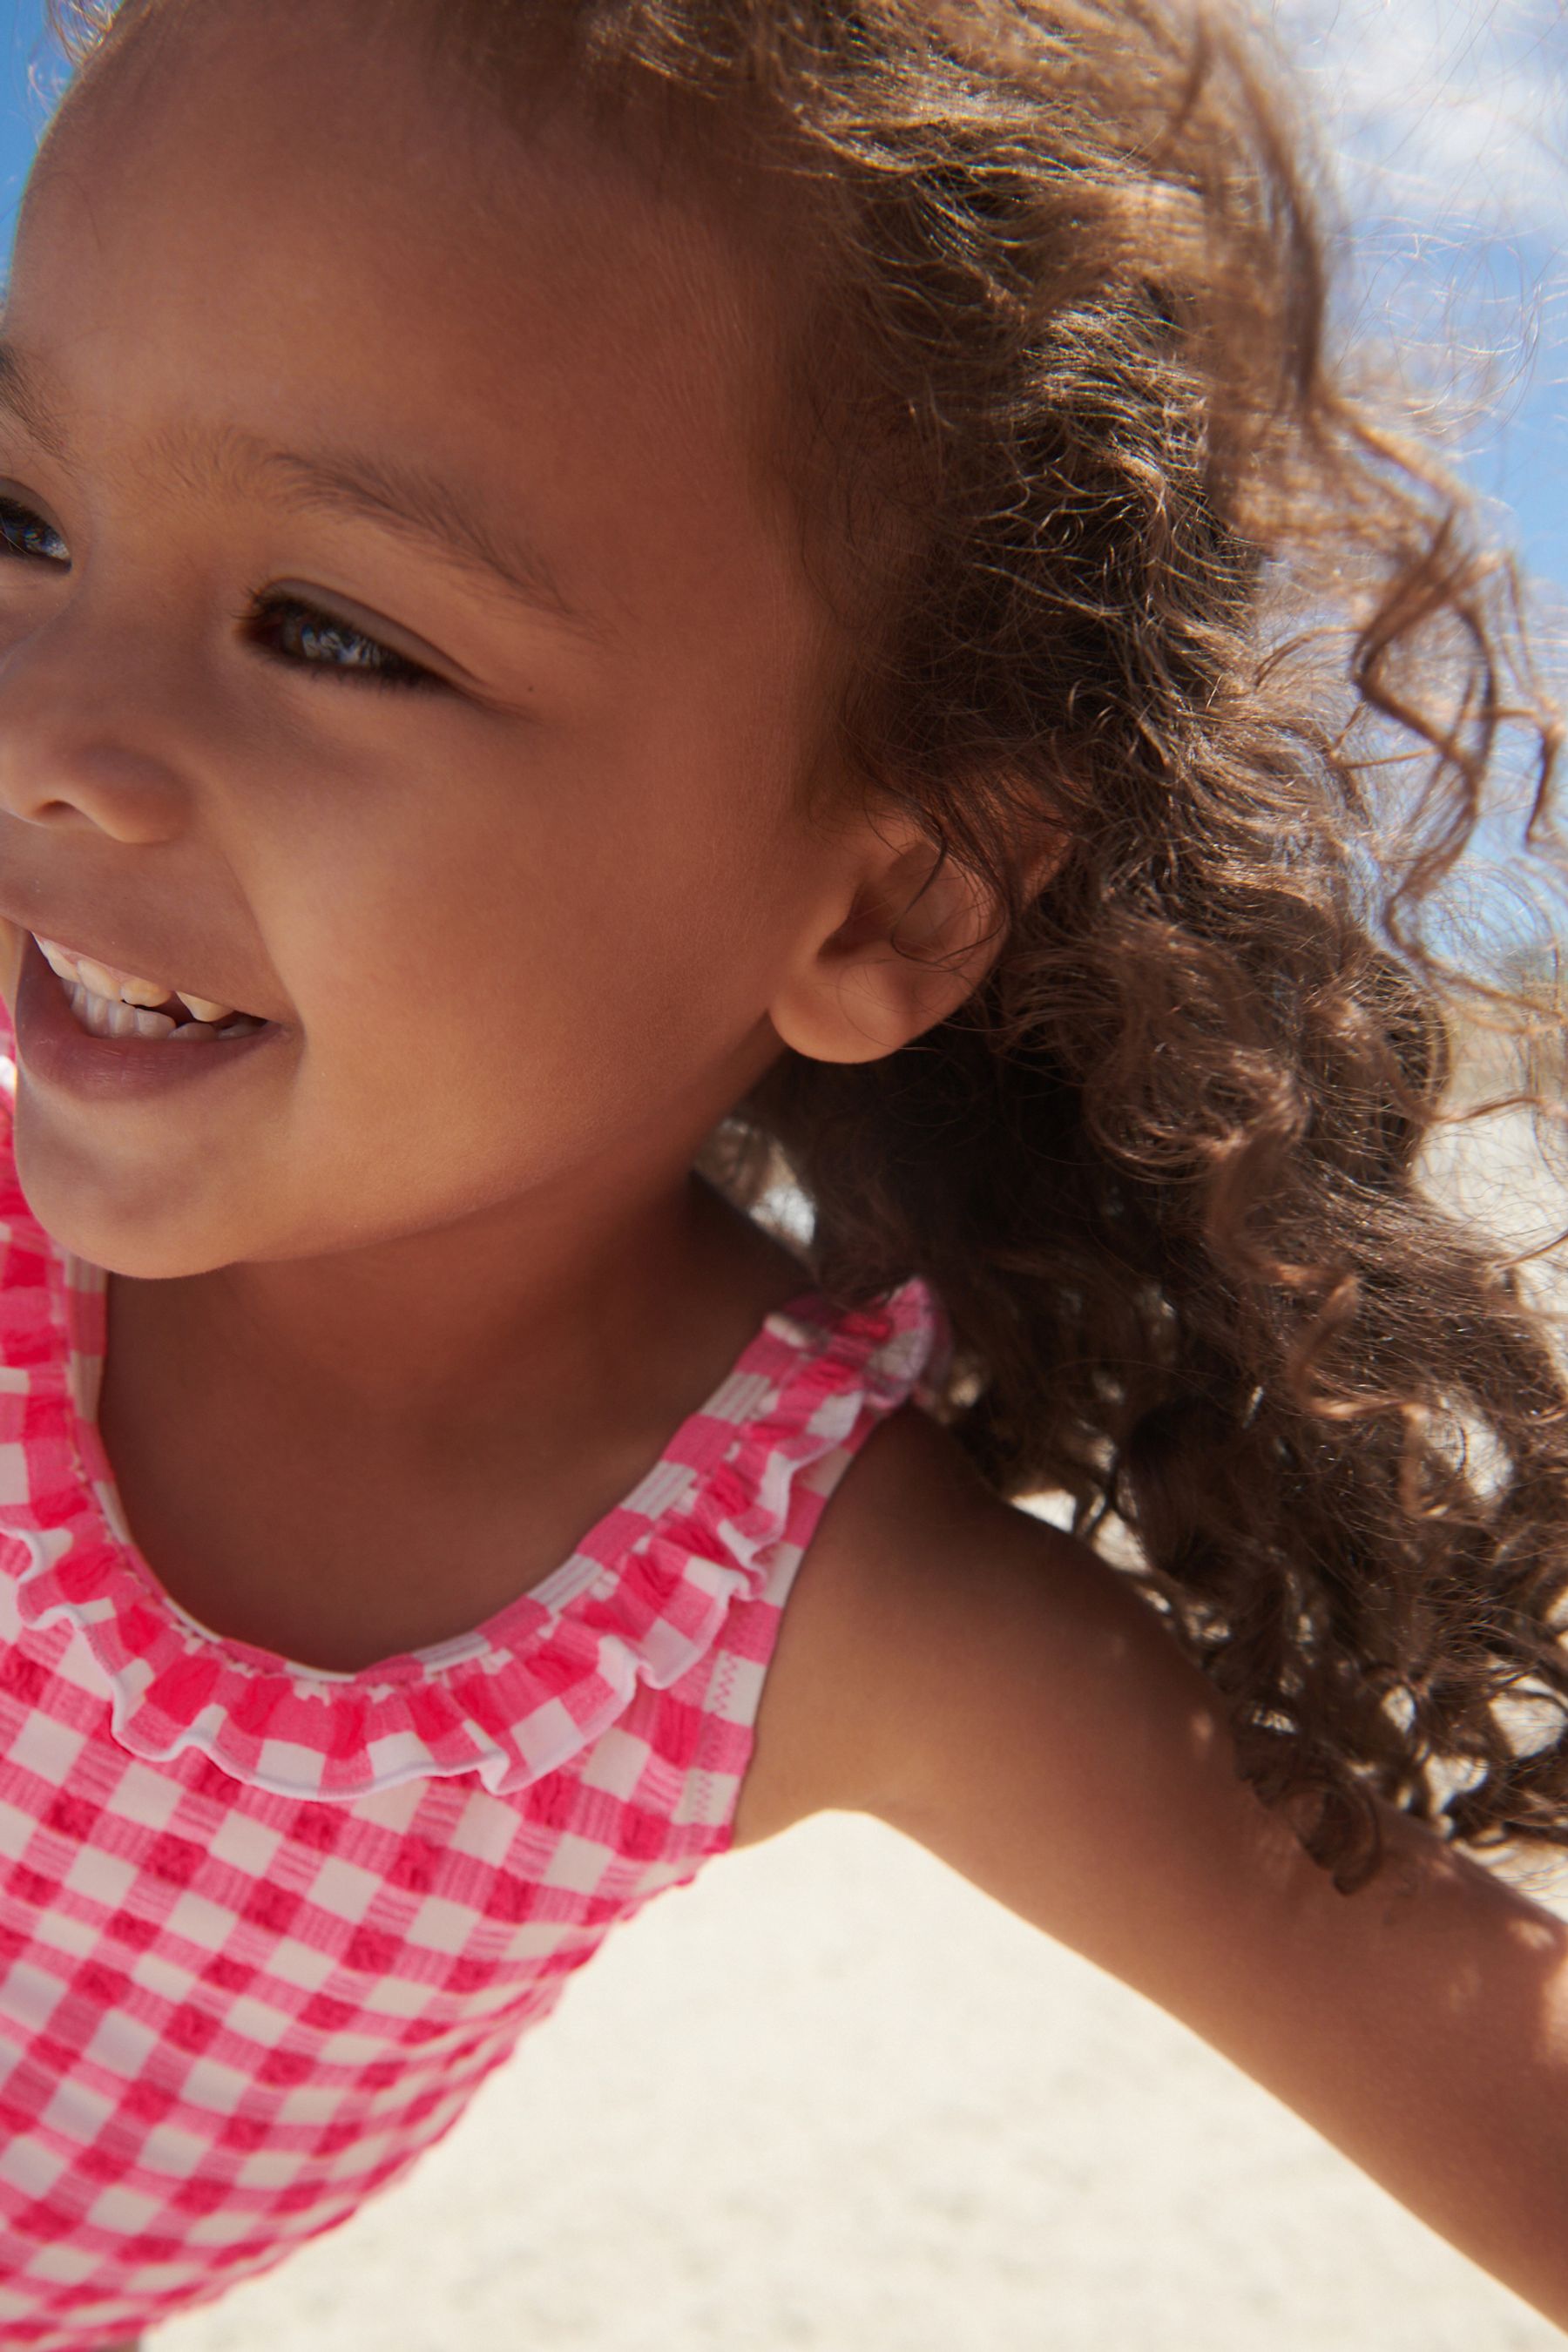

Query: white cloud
left=1257, top=0, right=1568, bottom=424
left=1268, top=0, right=1568, bottom=234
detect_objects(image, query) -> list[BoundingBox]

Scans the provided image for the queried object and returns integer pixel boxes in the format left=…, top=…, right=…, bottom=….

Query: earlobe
left=768, top=819, right=1062, bottom=1068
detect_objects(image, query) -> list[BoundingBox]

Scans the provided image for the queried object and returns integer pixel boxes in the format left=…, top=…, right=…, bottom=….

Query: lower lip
left=12, top=934, right=286, bottom=1103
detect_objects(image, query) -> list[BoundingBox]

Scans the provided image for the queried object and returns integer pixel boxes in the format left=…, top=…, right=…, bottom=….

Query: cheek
left=287, top=827, right=768, bottom=1131
left=462, top=765, right=789, bottom=1037
left=264, top=720, right=796, bottom=1124
left=514, top=862, right=776, bottom=1078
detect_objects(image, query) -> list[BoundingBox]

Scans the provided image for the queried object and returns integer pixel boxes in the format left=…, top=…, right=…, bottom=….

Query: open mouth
left=32, top=935, right=271, bottom=1046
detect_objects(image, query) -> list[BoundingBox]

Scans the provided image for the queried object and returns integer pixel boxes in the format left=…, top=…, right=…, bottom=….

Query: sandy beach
left=153, top=1806, right=1567, bottom=2352
left=153, top=1105, right=1568, bottom=2352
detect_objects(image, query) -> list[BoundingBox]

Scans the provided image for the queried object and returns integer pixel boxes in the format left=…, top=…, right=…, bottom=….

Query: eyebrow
left=0, top=335, right=604, bottom=645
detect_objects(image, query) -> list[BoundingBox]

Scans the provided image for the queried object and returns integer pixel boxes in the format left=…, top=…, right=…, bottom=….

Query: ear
left=768, top=807, right=1064, bottom=1067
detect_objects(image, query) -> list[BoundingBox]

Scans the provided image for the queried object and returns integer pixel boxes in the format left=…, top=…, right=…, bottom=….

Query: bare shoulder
left=731, top=1402, right=979, bottom=1847
left=730, top=1395, right=1294, bottom=1989
left=730, top=1411, right=1568, bottom=2335
left=733, top=1398, right=1134, bottom=1849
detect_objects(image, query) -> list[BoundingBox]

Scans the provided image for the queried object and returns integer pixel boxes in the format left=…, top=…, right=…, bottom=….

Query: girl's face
left=0, top=2, right=845, bottom=1277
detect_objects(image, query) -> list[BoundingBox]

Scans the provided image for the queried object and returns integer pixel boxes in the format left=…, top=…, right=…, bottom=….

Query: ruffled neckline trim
left=0, top=1100, right=949, bottom=1800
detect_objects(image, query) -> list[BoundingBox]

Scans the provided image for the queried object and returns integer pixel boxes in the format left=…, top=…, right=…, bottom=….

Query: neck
left=107, top=1149, right=781, bottom=1466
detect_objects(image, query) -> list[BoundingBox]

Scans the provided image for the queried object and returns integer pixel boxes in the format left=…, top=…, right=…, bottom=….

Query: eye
left=244, top=591, right=441, bottom=693
left=0, top=495, right=70, bottom=567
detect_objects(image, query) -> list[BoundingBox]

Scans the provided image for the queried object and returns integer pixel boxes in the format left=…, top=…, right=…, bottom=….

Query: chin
left=10, top=1125, right=242, bottom=1280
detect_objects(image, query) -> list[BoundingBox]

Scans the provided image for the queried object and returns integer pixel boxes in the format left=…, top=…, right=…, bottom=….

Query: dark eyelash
left=0, top=495, right=442, bottom=696
left=0, top=494, right=70, bottom=566
left=244, top=592, right=442, bottom=694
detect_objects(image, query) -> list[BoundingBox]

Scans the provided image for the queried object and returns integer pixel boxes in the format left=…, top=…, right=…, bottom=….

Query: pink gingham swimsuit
left=0, top=1037, right=949, bottom=2349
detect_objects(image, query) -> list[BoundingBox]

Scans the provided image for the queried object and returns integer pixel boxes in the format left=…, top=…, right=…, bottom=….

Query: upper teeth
left=34, top=936, right=236, bottom=1026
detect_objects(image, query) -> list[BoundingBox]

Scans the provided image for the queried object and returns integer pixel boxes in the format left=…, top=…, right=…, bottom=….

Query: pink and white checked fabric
left=0, top=1044, right=949, bottom=2349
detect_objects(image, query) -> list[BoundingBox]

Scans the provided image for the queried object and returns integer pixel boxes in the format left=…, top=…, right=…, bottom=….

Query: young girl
left=0, top=0, right=1562, bottom=2344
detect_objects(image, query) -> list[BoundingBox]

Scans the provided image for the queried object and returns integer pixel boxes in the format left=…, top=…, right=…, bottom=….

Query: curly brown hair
left=47, top=0, right=1568, bottom=1892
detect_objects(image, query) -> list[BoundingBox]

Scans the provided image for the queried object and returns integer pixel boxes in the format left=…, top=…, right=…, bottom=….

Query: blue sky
left=1275, top=0, right=1567, bottom=600
left=0, top=0, right=1563, bottom=620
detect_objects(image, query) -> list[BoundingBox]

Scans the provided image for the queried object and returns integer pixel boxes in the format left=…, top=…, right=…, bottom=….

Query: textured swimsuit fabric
left=0, top=1026, right=949, bottom=2349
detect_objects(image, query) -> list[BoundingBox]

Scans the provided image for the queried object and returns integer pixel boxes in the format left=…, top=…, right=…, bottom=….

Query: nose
left=0, top=602, right=189, bottom=847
